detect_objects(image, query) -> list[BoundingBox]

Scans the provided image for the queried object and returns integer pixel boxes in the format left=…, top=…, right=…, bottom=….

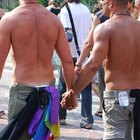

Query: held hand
left=74, top=66, right=81, bottom=83
left=61, top=89, right=78, bottom=110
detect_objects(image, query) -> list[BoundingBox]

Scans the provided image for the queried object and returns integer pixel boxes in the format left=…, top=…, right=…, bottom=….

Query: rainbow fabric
left=28, top=86, right=60, bottom=140
left=44, top=96, right=60, bottom=138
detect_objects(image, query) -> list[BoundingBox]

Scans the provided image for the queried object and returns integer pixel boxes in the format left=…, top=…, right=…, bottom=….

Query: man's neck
left=110, top=9, right=128, bottom=18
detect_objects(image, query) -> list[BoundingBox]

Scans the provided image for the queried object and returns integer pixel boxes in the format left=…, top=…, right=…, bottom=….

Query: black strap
left=65, top=3, right=81, bottom=56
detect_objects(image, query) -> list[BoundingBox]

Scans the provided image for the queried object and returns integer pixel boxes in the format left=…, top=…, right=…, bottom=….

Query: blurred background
left=0, top=0, right=99, bottom=13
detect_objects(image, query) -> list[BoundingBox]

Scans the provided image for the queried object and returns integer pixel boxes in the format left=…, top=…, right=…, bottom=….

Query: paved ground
left=60, top=97, right=104, bottom=140
left=0, top=55, right=104, bottom=140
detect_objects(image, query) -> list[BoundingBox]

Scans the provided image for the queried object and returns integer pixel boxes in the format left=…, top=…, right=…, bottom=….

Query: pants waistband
left=11, top=78, right=55, bottom=88
left=104, top=90, right=130, bottom=98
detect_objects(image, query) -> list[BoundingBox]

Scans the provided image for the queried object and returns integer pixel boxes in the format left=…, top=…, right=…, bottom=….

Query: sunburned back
left=6, top=4, right=63, bottom=85
left=104, top=16, right=140, bottom=89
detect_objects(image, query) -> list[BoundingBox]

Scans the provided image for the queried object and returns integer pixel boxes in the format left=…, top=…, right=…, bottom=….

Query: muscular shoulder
left=0, top=12, right=13, bottom=33
left=95, top=17, right=140, bottom=41
left=94, top=20, right=113, bottom=40
left=2, top=5, right=62, bottom=31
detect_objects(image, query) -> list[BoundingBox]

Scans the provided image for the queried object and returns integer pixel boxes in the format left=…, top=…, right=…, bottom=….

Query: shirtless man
left=61, top=0, right=140, bottom=139
left=0, top=0, right=74, bottom=139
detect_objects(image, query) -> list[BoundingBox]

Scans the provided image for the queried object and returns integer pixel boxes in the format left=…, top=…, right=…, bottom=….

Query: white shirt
left=59, top=2, right=92, bottom=58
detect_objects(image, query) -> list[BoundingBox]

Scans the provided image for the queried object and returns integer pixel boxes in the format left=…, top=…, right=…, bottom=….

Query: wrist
left=70, top=89, right=77, bottom=96
left=75, top=63, right=82, bottom=68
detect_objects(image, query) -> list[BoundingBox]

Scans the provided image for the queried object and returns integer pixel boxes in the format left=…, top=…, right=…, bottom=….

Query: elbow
left=62, top=58, right=74, bottom=67
left=87, top=59, right=100, bottom=74
left=84, top=41, right=93, bottom=51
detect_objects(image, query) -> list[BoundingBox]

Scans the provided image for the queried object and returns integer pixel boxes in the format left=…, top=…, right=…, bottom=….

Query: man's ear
left=108, top=0, right=114, bottom=9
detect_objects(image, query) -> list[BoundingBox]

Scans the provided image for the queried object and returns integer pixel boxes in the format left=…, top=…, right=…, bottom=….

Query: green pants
left=8, top=83, right=36, bottom=140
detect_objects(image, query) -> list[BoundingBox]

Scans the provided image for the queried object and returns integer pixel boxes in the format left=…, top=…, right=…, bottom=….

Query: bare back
left=94, top=15, right=140, bottom=90
left=0, top=3, right=73, bottom=86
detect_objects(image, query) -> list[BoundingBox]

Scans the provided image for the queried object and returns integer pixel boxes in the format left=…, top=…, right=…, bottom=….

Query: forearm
left=62, top=61, right=75, bottom=91
left=76, top=42, right=92, bottom=66
left=77, top=27, right=94, bottom=66
left=73, top=62, right=99, bottom=95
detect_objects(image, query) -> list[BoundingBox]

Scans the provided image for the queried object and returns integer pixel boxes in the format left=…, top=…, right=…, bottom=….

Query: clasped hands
left=61, top=65, right=81, bottom=110
left=61, top=89, right=78, bottom=110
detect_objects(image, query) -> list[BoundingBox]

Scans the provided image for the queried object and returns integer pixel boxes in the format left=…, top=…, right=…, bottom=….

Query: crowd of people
left=0, top=0, right=140, bottom=139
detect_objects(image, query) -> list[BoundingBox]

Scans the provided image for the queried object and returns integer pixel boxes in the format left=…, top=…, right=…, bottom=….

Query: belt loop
left=14, top=83, right=19, bottom=90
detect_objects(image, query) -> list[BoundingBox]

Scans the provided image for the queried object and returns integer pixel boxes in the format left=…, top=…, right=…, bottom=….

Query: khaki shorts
left=102, top=90, right=135, bottom=140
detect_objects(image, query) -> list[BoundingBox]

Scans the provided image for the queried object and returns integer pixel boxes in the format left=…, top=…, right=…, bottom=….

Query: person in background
left=91, top=1, right=102, bottom=17
left=135, top=0, right=140, bottom=20
left=91, top=73, right=102, bottom=117
left=46, top=0, right=62, bottom=89
left=130, top=1, right=140, bottom=139
left=59, top=0, right=94, bottom=129
left=127, top=0, right=138, bottom=19
left=0, top=104, right=5, bottom=117
left=46, top=0, right=61, bottom=15
left=75, top=0, right=110, bottom=118
left=0, top=0, right=75, bottom=139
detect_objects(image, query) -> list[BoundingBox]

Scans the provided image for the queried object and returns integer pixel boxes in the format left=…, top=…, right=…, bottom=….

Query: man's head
left=109, top=0, right=128, bottom=8
left=107, top=0, right=128, bottom=17
left=100, top=0, right=110, bottom=16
